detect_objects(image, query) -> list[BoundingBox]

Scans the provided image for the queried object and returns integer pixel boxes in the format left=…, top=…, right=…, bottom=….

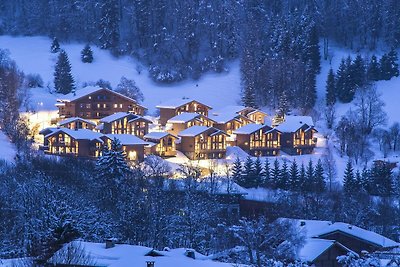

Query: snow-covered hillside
left=0, top=36, right=241, bottom=115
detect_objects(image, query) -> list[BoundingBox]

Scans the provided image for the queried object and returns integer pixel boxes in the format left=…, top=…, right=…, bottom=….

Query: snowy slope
left=0, top=36, right=241, bottom=115
left=0, top=131, right=16, bottom=162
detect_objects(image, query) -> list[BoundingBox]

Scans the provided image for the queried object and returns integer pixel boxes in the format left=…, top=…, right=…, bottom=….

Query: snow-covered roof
left=275, top=115, right=315, bottom=133
left=178, top=125, right=210, bottom=137
left=233, top=123, right=269, bottom=135
left=48, top=241, right=232, bottom=267
left=56, top=86, right=141, bottom=106
left=58, top=117, right=96, bottom=126
left=46, top=128, right=104, bottom=142
left=209, top=112, right=242, bottom=124
left=100, top=112, right=131, bottom=123
left=39, top=127, right=58, bottom=135
left=156, top=98, right=211, bottom=109
left=299, top=238, right=345, bottom=262
left=144, top=131, right=176, bottom=140
left=167, top=112, right=200, bottom=123
left=212, top=105, right=249, bottom=115
left=104, top=134, right=149, bottom=146
left=281, top=218, right=399, bottom=248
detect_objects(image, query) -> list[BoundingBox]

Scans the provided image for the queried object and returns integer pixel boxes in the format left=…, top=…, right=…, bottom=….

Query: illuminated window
left=128, top=150, right=137, bottom=160
left=114, top=104, right=118, bottom=108
left=119, top=104, right=123, bottom=108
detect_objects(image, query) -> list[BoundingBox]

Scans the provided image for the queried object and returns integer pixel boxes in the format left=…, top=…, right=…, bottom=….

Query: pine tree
left=313, top=159, right=325, bottom=192
left=369, top=161, right=394, bottom=197
left=305, top=160, right=314, bottom=192
left=303, top=63, right=317, bottom=111
left=253, top=157, right=263, bottom=187
left=272, top=159, right=280, bottom=189
left=289, top=160, right=299, bottom=191
left=262, top=159, right=271, bottom=188
left=99, top=0, right=120, bottom=50
left=54, top=50, right=75, bottom=94
left=243, top=156, right=255, bottom=188
left=350, top=54, right=366, bottom=88
left=380, top=53, right=392, bottom=80
left=306, top=23, right=321, bottom=75
left=326, top=68, right=336, bottom=106
left=337, top=57, right=355, bottom=103
left=232, top=157, right=243, bottom=186
left=278, top=160, right=289, bottom=190
left=276, top=91, right=289, bottom=122
left=81, top=44, right=94, bottom=63
left=387, top=48, right=399, bottom=78
left=343, top=160, right=356, bottom=195
left=299, top=163, right=307, bottom=192
left=51, top=37, right=60, bottom=53
left=367, top=55, right=381, bottom=81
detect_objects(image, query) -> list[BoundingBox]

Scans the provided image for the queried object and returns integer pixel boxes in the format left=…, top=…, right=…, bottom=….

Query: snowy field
left=1, top=35, right=400, bottom=181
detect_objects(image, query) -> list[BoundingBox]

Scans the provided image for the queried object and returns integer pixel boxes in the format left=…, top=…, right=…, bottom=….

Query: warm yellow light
left=128, top=151, right=137, bottom=160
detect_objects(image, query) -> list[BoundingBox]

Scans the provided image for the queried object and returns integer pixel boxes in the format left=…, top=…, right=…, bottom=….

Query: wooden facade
left=234, top=124, right=281, bottom=156
left=44, top=129, right=103, bottom=158
left=144, top=132, right=178, bottom=157
left=167, top=113, right=215, bottom=136
left=157, top=99, right=212, bottom=125
left=58, top=117, right=96, bottom=130
left=311, top=242, right=351, bottom=267
left=178, top=126, right=228, bottom=160
left=101, top=135, right=147, bottom=162
left=280, top=124, right=317, bottom=155
left=57, top=88, right=146, bottom=120
left=212, top=114, right=253, bottom=135
left=100, top=112, right=151, bottom=138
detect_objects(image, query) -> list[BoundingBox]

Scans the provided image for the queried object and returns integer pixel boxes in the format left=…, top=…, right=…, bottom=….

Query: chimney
left=300, top=221, right=306, bottom=227
left=146, top=261, right=155, bottom=267
left=105, top=238, right=117, bottom=249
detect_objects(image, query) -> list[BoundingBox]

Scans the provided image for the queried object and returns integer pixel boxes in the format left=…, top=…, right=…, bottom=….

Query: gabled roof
left=167, top=112, right=200, bottom=123
left=209, top=112, right=245, bottom=124
left=104, top=134, right=149, bottom=146
left=143, top=131, right=177, bottom=140
left=233, top=123, right=271, bottom=135
left=275, top=115, right=315, bottom=133
left=212, top=105, right=252, bottom=115
left=58, top=117, right=96, bottom=126
left=100, top=112, right=132, bottom=123
left=178, top=126, right=227, bottom=137
left=280, top=218, right=399, bottom=249
left=299, top=238, right=351, bottom=263
left=45, top=128, right=104, bottom=143
left=56, top=86, right=146, bottom=109
left=39, top=127, right=58, bottom=135
left=156, top=98, right=212, bottom=109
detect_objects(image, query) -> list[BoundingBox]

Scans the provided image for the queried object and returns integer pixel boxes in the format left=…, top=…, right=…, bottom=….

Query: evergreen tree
left=369, top=161, right=394, bottom=197
left=96, top=138, right=131, bottom=204
left=326, top=68, right=336, bottom=106
left=51, top=37, right=60, bottom=53
left=367, top=55, right=381, bottom=81
left=350, top=54, right=366, bottom=88
left=305, top=160, right=314, bottom=192
left=380, top=53, right=392, bottom=80
left=278, top=160, right=289, bottom=190
left=337, top=57, right=355, bottom=103
left=272, top=159, right=280, bottom=189
left=276, top=91, right=289, bottom=122
left=99, top=0, right=120, bottom=50
left=299, top=163, right=307, bottom=192
left=288, top=160, right=299, bottom=190
left=343, top=160, right=356, bottom=195
left=253, top=157, right=263, bottom=187
left=232, top=157, right=243, bottom=186
left=243, top=156, right=255, bottom=188
left=54, top=50, right=75, bottom=94
left=306, top=23, right=321, bottom=75
left=303, top=63, right=317, bottom=111
left=262, top=159, right=271, bottom=188
left=81, top=44, right=94, bottom=63
left=313, top=159, right=325, bottom=192
left=387, top=48, right=399, bottom=78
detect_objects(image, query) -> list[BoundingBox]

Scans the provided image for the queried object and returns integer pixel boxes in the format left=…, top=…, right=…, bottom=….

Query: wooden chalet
left=101, top=134, right=148, bottom=162
left=233, top=123, right=281, bottom=156
left=58, top=117, right=96, bottom=130
left=43, top=128, right=103, bottom=158
left=143, top=131, right=178, bottom=157
left=178, top=125, right=228, bottom=160
left=213, top=105, right=269, bottom=125
left=56, top=86, right=146, bottom=120
left=98, top=112, right=151, bottom=138
left=209, top=112, right=253, bottom=136
left=276, top=116, right=317, bottom=155
left=166, top=112, right=215, bottom=136
left=156, top=98, right=212, bottom=125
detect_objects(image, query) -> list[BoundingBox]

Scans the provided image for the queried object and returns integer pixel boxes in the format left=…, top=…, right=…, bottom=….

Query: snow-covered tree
left=115, top=76, right=144, bottom=103
left=51, top=37, right=60, bottom=53
left=81, top=44, right=93, bottom=63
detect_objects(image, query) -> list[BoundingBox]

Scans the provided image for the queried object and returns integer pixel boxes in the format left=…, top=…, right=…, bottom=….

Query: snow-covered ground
left=0, top=35, right=241, bottom=115
left=0, top=131, right=16, bottom=162
left=1, top=35, right=400, bottom=181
